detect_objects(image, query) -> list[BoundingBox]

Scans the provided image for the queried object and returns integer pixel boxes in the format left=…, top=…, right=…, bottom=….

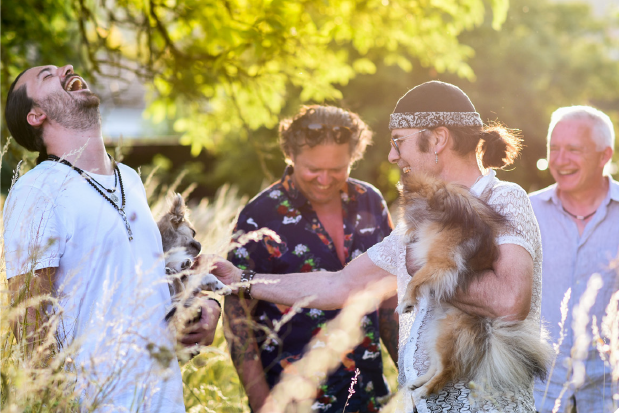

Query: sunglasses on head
left=298, top=123, right=353, bottom=146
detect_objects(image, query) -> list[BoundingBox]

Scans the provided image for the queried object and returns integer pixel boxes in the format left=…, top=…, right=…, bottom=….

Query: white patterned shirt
left=367, top=170, right=542, bottom=412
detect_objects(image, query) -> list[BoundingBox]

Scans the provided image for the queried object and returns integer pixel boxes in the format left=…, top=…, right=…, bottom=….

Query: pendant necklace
left=47, top=154, right=133, bottom=241
left=562, top=206, right=596, bottom=221
left=88, top=165, right=119, bottom=203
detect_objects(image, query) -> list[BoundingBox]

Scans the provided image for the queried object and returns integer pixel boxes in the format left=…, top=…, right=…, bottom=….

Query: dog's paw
left=197, top=273, right=232, bottom=295
left=181, top=259, right=192, bottom=271
left=411, top=385, right=429, bottom=400
left=396, top=296, right=417, bottom=314
left=409, top=376, right=430, bottom=391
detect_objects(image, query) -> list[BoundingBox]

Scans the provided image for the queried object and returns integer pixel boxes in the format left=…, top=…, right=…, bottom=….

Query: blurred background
left=2, top=0, right=618, bottom=205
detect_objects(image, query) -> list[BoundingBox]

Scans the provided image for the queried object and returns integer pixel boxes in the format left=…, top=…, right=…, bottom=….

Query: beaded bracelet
left=239, top=269, right=257, bottom=299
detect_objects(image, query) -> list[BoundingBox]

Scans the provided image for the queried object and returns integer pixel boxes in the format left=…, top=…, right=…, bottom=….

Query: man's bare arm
left=223, top=295, right=271, bottom=412
left=213, top=253, right=397, bottom=311
left=7, top=267, right=57, bottom=351
left=450, top=244, right=533, bottom=321
left=378, top=293, right=399, bottom=365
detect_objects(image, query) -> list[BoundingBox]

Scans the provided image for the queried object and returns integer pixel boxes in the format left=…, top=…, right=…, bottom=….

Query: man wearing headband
left=224, top=105, right=398, bottom=413
left=215, top=82, right=540, bottom=412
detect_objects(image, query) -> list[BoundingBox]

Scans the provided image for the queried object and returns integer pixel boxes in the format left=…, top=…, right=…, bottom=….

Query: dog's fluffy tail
left=455, top=315, right=553, bottom=393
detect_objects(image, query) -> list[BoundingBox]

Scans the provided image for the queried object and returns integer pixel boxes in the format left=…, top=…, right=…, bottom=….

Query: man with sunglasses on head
left=224, top=105, right=399, bottom=413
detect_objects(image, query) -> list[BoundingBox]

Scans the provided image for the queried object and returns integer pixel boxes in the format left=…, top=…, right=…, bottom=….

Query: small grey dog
left=157, top=193, right=229, bottom=322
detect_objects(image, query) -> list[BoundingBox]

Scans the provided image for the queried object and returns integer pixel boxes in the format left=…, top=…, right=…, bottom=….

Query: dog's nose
left=191, top=240, right=202, bottom=253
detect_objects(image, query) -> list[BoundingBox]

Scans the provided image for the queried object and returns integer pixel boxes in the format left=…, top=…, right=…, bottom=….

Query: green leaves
left=0, top=0, right=517, bottom=194
left=490, top=0, right=509, bottom=30
left=2, top=0, right=503, bottom=155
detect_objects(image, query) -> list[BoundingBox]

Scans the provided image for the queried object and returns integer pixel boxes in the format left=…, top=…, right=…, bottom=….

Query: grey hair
left=547, top=105, right=615, bottom=152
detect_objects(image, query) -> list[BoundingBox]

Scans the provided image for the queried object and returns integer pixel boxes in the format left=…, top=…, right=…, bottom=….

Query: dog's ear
left=169, top=193, right=186, bottom=226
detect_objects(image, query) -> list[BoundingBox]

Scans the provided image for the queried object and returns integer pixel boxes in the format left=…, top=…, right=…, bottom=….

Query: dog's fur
left=397, top=172, right=552, bottom=399
left=157, top=194, right=229, bottom=322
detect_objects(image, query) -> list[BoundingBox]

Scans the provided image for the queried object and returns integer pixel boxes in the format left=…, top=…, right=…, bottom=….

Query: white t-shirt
left=4, top=160, right=185, bottom=412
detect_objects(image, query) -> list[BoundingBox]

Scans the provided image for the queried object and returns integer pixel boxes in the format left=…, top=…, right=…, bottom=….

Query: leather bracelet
left=239, top=269, right=256, bottom=299
left=206, top=297, right=221, bottom=309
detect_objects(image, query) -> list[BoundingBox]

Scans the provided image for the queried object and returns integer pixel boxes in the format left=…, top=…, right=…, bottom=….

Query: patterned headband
left=389, top=112, right=483, bottom=130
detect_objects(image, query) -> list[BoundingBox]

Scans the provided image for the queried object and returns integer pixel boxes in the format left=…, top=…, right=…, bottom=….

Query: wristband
left=206, top=297, right=221, bottom=309
left=239, top=269, right=257, bottom=299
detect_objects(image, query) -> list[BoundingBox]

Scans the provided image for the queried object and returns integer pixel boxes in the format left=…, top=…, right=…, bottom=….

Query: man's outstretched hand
left=200, top=256, right=243, bottom=289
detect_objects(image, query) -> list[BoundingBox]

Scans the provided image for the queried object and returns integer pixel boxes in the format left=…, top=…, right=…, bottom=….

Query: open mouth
left=64, top=75, right=88, bottom=92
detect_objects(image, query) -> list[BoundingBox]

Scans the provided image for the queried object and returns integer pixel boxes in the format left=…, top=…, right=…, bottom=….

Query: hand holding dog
left=178, top=297, right=221, bottom=347
left=210, top=258, right=243, bottom=291
left=448, top=243, right=533, bottom=322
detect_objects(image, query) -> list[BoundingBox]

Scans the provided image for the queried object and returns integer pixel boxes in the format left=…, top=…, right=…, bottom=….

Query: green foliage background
left=2, top=0, right=618, bottom=203
left=3, top=0, right=508, bottom=194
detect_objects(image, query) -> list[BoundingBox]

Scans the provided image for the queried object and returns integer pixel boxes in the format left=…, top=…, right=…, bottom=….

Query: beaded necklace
left=89, top=165, right=119, bottom=201
left=47, top=154, right=133, bottom=241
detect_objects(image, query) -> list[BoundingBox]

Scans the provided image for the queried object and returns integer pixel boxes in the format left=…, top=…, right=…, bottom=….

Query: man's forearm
left=8, top=268, right=57, bottom=352
left=378, top=293, right=399, bottom=365
left=450, top=270, right=509, bottom=319
left=449, top=244, right=533, bottom=321
left=249, top=254, right=397, bottom=310
left=237, top=357, right=272, bottom=412
left=223, top=295, right=271, bottom=411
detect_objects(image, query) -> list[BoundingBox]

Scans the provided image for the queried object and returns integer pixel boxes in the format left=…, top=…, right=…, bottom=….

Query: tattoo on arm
left=223, top=294, right=261, bottom=366
left=223, top=294, right=273, bottom=410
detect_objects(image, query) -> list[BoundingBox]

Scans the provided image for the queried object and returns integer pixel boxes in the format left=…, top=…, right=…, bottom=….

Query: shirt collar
left=280, top=165, right=305, bottom=208
left=540, top=175, right=619, bottom=206
left=470, top=169, right=496, bottom=197
left=537, top=183, right=559, bottom=204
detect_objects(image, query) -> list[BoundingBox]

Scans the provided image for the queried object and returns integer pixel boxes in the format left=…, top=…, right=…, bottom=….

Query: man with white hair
left=530, top=106, right=618, bottom=412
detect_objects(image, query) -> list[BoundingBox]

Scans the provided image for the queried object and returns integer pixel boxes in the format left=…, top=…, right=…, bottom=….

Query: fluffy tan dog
left=397, top=172, right=552, bottom=398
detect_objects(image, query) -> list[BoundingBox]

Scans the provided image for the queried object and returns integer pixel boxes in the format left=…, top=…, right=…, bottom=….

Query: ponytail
left=447, top=124, right=522, bottom=170
left=479, top=125, right=522, bottom=169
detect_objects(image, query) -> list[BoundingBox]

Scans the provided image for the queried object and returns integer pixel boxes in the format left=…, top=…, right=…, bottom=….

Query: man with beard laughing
left=3, top=64, right=219, bottom=411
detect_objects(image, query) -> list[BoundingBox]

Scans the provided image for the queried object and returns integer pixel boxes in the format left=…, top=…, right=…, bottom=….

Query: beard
left=36, top=90, right=101, bottom=131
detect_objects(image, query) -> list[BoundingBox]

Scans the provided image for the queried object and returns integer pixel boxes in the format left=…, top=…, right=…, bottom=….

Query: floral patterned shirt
left=229, top=166, right=394, bottom=413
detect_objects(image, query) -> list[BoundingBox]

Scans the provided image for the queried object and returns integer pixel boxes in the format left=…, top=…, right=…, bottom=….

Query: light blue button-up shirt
left=530, top=176, right=619, bottom=413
